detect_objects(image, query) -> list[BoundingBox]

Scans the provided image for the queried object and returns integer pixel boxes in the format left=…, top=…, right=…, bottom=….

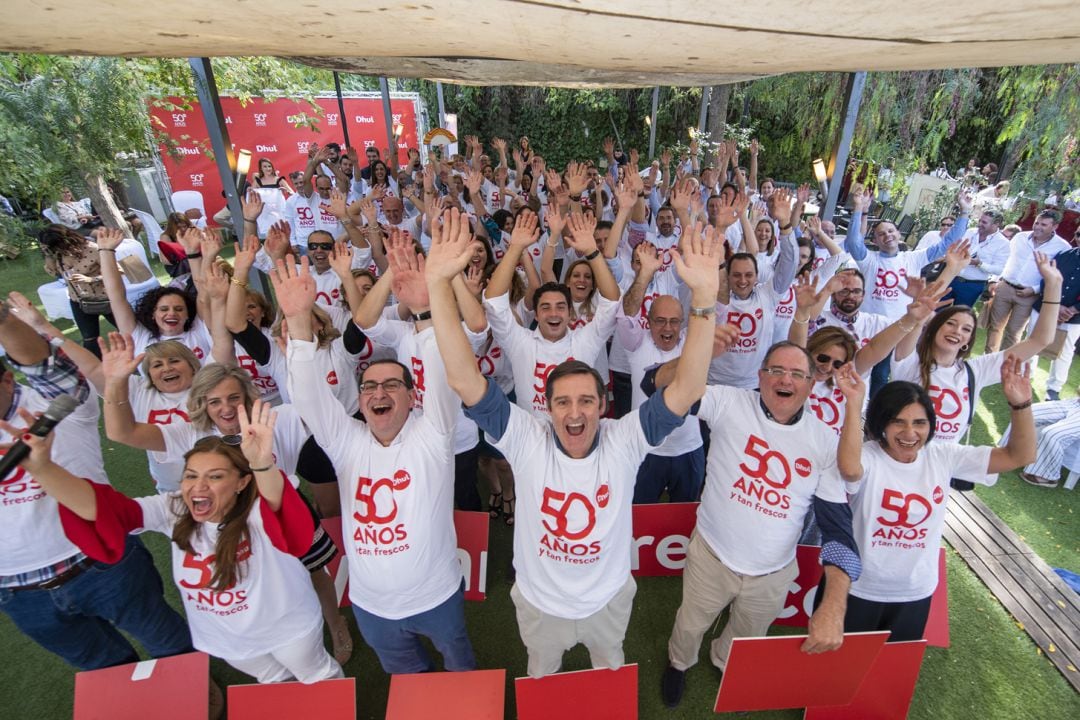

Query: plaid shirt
left=0, top=336, right=92, bottom=588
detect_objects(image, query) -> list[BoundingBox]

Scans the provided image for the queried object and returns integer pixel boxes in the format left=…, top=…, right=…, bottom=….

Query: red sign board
left=630, top=502, right=697, bottom=576
left=515, top=665, right=637, bottom=720
left=714, top=632, right=889, bottom=712
left=227, top=678, right=355, bottom=720
left=804, top=640, right=927, bottom=720
left=74, top=652, right=209, bottom=720
left=149, top=95, right=421, bottom=218
left=321, top=510, right=489, bottom=607
left=386, top=669, right=505, bottom=720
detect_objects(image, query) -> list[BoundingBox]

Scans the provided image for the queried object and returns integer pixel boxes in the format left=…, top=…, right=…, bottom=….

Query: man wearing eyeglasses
left=650, top=342, right=860, bottom=708
left=616, top=294, right=704, bottom=503
left=812, top=269, right=892, bottom=349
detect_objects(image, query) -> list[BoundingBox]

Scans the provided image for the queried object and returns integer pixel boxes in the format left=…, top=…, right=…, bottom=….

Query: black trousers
left=68, top=300, right=116, bottom=358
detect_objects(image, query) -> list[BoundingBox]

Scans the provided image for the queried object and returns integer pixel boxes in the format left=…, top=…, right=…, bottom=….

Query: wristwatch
left=411, top=310, right=432, bottom=322
left=689, top=306, right=715, bottom=319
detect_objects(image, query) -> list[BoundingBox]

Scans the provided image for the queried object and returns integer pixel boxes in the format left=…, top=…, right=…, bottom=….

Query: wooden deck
left=942, top=489, right=1080, bottom=693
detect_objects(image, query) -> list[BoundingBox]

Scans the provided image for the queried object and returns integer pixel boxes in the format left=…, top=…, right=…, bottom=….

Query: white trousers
left=225, top=620, right=344, bottom=684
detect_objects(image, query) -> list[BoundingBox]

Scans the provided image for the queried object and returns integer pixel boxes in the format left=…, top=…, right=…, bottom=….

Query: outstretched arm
left=987, top=355, right=1036, bottom=473
left=96, top=228, right=137, bottom=335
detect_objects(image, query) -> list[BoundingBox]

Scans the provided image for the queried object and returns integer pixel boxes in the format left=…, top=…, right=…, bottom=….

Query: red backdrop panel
left=74, top=652, right=209, bottom=720
left=515, top=665, right=637, bottom=720
left=386, top=669, right=504, bottom=720
left=227, top=678, right=355, bottom=720
left=714, top=632, right=888, bottom=713
left=804, top=640, right=927, bottom=720
left=150, top=96, right=419, bottom=219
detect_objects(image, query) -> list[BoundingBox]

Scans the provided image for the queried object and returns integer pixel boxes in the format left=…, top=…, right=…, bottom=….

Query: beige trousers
left=668, top=530, right=798, bottom=672
left=511, top=576, right=637, bottom=678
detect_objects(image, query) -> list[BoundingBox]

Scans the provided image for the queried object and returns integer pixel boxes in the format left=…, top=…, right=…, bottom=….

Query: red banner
left=321, top=510, right=489, bottom=607
left=150, top=95, right=421, bottom=219
left=631, top=502, right=697, bottom=576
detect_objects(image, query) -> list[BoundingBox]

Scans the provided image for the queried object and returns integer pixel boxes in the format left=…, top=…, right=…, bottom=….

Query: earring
left=960, top=344, right=969, bottom=352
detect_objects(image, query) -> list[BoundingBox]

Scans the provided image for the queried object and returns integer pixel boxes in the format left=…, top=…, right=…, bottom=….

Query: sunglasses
left=307, top=242, right=334, bottom=251
left=816, top=353, right=846, bottom=370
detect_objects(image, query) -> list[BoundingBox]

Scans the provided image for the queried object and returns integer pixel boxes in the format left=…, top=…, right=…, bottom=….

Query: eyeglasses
left=760, top=367, right=812, bottom=381
left=307, top=242, right=334, bottom=251
left=835, top=288, right=864, bottom=297
left=650, top=317, right=683, bottom=328
left=359, top=379, right=408, bottom=394
left=816, top=353, right=846, bottom=370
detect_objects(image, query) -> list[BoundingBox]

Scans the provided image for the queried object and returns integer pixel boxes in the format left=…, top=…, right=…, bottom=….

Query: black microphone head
left=42, top=394, right=80, bottom=423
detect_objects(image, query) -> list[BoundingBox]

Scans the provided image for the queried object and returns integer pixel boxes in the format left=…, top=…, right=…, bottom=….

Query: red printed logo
left=596, top=484, right=610, bottom=509
left=794, top=458, right=812, bottom=478
left=540, top=487, right=596, bottom=540
left=738, top=434, right=791, bottom=489
left=876, top=488, right=933, bottom=528
left=726, top=311, right=758, bottom=338
left=353, top=475, right=400, bottom=525
left=392, top=469, right=411, bottom=491
left=326, top=370, right=339, bottom=386
left=932, top=486, right=944, bottom=504
left=147, top=408, right=190, bottom=426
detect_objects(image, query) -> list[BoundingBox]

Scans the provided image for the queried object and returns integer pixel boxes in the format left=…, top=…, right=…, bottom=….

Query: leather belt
left=12, top=556, right=96, bottom=592
left=1004, top=280, right=1028, bottom=291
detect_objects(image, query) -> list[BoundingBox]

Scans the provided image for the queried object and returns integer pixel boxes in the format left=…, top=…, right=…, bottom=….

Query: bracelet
left=584, top=249, right=601, bottom=262
left=1041, top=301, right=1060, bottom=305
left=792, top=316, right=809, bottom=325
left=243, top=216, right=259, bottom=223
left=185, top=251, right=203, bottom=259
left=249, top=463, right=275, bottom=473
left=99, top=248, right=116, bottom=253
left=1008, top=400, right=1032, bottom=411
left=231, top=277, right=249, bottom=288
left=105, top=399, right=129, bottom=406
left=897, top=320, right=916, bottom=333
left=689, top=306, right=715, bottom=319
left=546, top=240, right=559, bottom=248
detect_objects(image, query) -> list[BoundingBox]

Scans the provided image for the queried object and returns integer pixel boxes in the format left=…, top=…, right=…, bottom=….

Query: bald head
left=648, top=295, right=683, bottom=352
left=382, top=196, right=404, bottom=224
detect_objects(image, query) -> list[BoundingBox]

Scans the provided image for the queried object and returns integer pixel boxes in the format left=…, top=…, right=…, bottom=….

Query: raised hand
left=268, top=254, right=316, bottom=319
left=1035, top=251, right=1063, bottom=287
left=264, top=220, right=291, bottom=261
left=426, top=208, right=480, bottom=283
left=510, top=209, right=541, bottom=248
left=660, top=148, right=673, bottom=167
left=796, top=183, right=812, bottom=204
left=99, top=332, right=143, bottom=383
left=236, top=399, right=277, bottom=470
left=711, top=194, right=741, bottom=231
left=851, top=188, right=872, bottom=213
left=670, top=222, right=723, bottom=299
left=669, top=177, right=692, bottom=212
left=833, top=362, right=866, bottom=404
left=6, top=291, right=53, bottom=334
left=565, top=161, right=590, bottom=196
left=564, top=211, right=598, bottom=255
left=358, top=197, right=380, bottom=227
left=530, top=155, right=547, bottom=179
left=944, top=238, right=972, bottom=273
left=768, top=188, right=795, bottom=227
left=602, top=136, right=615, bottom=157
left=628, top=148, right=640, bottom=171
left=807, top=215, right=822, bottom=236
left=492, top=137, right=507, bottom=153
left=389, top=243, right=429, bottom=312
left=793, top=272, right=826, bottom=315
left=199, top=228, right=223, bottom=263
left=956, top=190, right=974, bottom=215
left=905, top=280, right=951, bottom=323
left=232, top=236, right=260, bottom=278
left=464, top=264, right=485, bottom=297
left=0, top=406, right=57, bottom=475
left=634, top=241, right=662, bottom=277
left=329, top=241, right=354, bottom=279
left=422, top=163, right=436, bottom=194
left=750, top=138, right=759, bottom=156
left=241, top=190, right=264, bottom=222
left=328, top=188, right=348, bottom=219
left=712, top=324, right=741, bottom=358
left=545, top=203, right=567, bottom=238
left=96, top=227, right=125, bottom=251
left=999, top=353, right=1032, bottom=407
left=465, top=168, right=484, bottom=197
left=202, top=260, right=230, bottom=303
left=615, top=182, right=638, bottom=215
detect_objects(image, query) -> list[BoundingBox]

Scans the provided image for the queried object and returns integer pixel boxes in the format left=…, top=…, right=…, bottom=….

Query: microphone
left=0, top=394, right=80, bottom=481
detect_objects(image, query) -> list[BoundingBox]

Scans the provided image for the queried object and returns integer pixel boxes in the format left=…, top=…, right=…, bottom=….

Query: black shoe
left=1047, top=389, right=1060, bottom=402
left=661, top=665, right=686, bottom=708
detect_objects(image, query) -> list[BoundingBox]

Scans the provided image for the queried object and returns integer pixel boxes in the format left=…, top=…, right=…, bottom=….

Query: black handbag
left=59, top=254, right=112, bottom=315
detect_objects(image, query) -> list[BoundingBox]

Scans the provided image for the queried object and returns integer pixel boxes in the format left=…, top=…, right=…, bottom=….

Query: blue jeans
left=945, top=278, right=986, bottom=310
left=351, top=581, right=476, bottom=674
left=0, top=536, right=192, bottom=670
left=869, top=354, right=892, bottom=401
left=632, top=448, right=705, bottom=504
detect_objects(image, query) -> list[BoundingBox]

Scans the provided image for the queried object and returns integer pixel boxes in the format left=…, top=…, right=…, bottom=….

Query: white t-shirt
left=855, top=250, right=937, bottom=320
left=624, top=326, right=701, bottom=457
left=484, top=290, right=618, bottom=417
left=492, top=403, right=657, bottom=619
left=129, top=377, right=191, bottom=492
left=135, top=490, right=322, bottom=660
left=808, top=379, right=847, bottom=436
left=850, top=442, right=993, bottom=602
left=890, top=351, right=1004, bottom=444
left=132, top=319, right=214, bottom=365
left=695, top=385, right=848, bottom=575
left=287, top=193, right=344, bottom=246
left=0, top=387, right=105, bottom=575
left=286, top=333, right=463, bottom=620
left=234, top=333, right=282, bottom=406
left=814, top=307, right=892, bottom=349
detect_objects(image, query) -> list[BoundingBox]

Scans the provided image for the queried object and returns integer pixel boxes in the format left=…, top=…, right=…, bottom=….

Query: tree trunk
left=706, top=84, right=732, bottom=166
left=83, top=171, right=131, bottom=238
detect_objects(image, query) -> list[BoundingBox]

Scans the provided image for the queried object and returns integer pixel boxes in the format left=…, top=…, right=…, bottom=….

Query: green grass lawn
left=0, top=246, right=1077, bottom=718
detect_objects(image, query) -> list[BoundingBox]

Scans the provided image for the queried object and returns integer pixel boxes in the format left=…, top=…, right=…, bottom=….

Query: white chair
left=36, top=279, right=74, bottom=321
left=36, top=241, right=160, bottom=323
left=116, top=238, right=161, bottom=308
left=171, top=190, right=208, bottom=230
left=41, top=207, right=61, bottom=225
left=130, top=208, right=164, bottom=258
